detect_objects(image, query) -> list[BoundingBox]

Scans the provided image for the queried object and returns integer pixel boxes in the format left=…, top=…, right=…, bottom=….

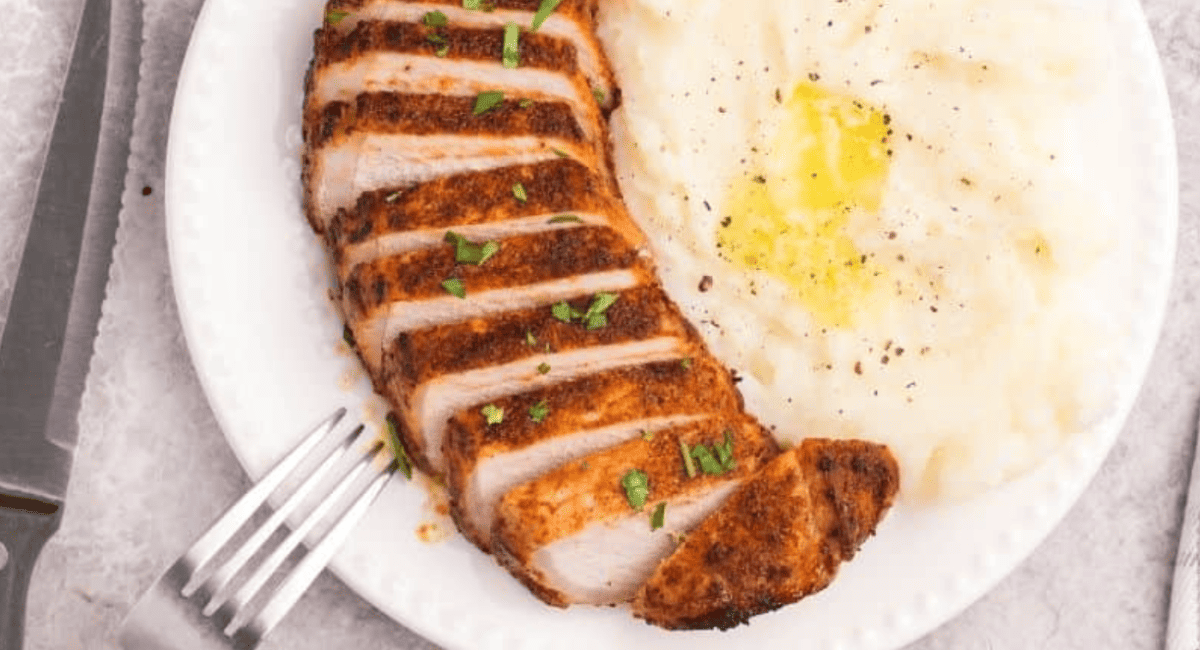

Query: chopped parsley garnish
left=649, top=502, right=666, bottom=531
left=551, top=147, right=570, bottom=158
left=423, top=10, right=448, bottom=26
left=680, top=357, right=693, bottom=370
left=537, top=362, right=551, bottom=374
left=529, top=400, right=550, bottom=423
left=473, top=90, right=505, bottom=115
left=680, top=440, right=697, bottom=478
left=326, top=9, right=350, bottom=25
left=384, top=190, right=402, bottom=203
left=551, top=300, right=582, bottom=323
left=621, top=469, right=650, bottom=510
left=592, top=87, right=606, bottom=104
left=426, top=32, right=447, bottom=45
left=583, top=292, right=618, bottom=329
left=342, top=324, right=355, bottom=347
left=519, top=98, right=534, bottom=108
left=502, top=22, right=520, bottom=69
left=550, top=292, right=618, bottom=329
left=512, top=182, right=528, bottom=203
left=463, top=0, right=496, bottom=10
left=384, top=416, right=414, bottom=479
left=481, top=404, right=504, bottom=425
left=688, top=431, right=737, bottom=476
left=641, top=429, right=654, bottom=441
left=548, top=214, right=582, bottom=224
left=444, top=231, right=500, bottom=265
left=525, top=330, right=538, bottom=346
left=531, top=0, right=563, bottom=30
left=436, top=44, right=450, bottom=57
left=441, top=277, right=466, bottom=298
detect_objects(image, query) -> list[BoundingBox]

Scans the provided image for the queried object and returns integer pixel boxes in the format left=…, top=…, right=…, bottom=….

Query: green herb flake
left=525, top=330, right=538, bottom=346
left=529, top=399, right=550, bottom=423
left=342, top=324, right=355, bottom=347
left=384, top=190, right=402, bottom=203
left=512, top=182, right=528, bottom=203
left=441, top=277, right=466, bottom=298
left=462, top=0, right=482, bottom=8
left=689, top=435, right=736, bottom=476
left=649, top=502, right=666, bottom=531
left=641, top=429, right=654, bottom=441
left=384, top=416, right=414, bottom=480
left=531, top=0, right=563, bottom=30
left=435, top=44, right=450, bottom=57
left=519, top=98, right=534, bottom=108
left=551, top=300, right=582, bottom=323
left=473, top=90, right=505, bottom=115
left=680, top=441, right=697, bottom=478
left=426, top=32, right=447, bottom=45
left=620, top=469, right=650, bottom=511
left=680, top=357, right=693, bottom=370
left=583, top=292, right=619, bottom=330
left=422, top=10, right=449, bottom=26
left=537, top=362, right=551, bottom=375
left=481, top=403, right=504, bottom=425
left=592, top=87, right=606, bottom=104
left=548, top=214, right=582, bottom=224
left=551, top=147, right=570, bottom=158
left=502, top=22, right=520, bottom=69
left=690, top=444, right=723, bottom=475
left=326, top=9, right=350, bottom=25
left=445, top=231, right=500, bottom=265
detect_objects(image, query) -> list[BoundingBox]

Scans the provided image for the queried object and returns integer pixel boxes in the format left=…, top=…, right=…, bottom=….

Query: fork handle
left=0, top=504, right=62, bottom=650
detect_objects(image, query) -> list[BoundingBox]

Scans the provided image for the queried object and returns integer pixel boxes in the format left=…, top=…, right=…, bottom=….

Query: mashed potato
left=598, top=0, right=1135, bottom=500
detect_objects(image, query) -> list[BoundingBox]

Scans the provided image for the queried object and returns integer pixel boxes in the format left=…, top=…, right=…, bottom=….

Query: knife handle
left=0, top=502, right=62, bottom=650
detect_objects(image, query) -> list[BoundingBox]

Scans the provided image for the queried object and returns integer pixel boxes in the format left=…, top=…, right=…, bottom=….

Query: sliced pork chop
left=303, top=92, right=600, bottom=233
left=491, top=416, right=779, bottom=607
left=443, top=355, right=742, bottom=551
left=340, top=224, right=650, bottom=370
left=632, top=439, right=899, bottom=630
left=380, top=283, right=700, bottom=473
left=321, top=0, right=618, bottom=113
left=326, top=159, right=642, bottom=280
left=307, top=21, right=604, bottom=143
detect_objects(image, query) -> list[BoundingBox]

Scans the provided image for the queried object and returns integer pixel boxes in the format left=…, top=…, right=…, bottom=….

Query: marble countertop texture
left=0, top=0, right=1196, bottom=648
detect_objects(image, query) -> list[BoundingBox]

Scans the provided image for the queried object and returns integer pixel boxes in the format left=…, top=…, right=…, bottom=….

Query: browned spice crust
left=313, top=20, right=581, bottom=73
left=632, top=439, right=899, bottom=630
left=342, top=225, right=642, bottom=316
left=307, top=92, right=585, bottom=149
left=327, top=159, right=616, bottom=248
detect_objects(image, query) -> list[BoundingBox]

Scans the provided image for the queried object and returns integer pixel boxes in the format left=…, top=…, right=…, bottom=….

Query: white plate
left=165, top=1, right=1177, bottom=648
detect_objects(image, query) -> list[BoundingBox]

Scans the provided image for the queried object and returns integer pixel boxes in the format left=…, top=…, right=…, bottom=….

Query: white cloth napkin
left=1168, top=411, right=1200, bottom=650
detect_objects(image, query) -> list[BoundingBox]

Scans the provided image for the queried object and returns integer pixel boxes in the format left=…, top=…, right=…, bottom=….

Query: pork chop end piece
left=631, top=438, right=899, bottom=630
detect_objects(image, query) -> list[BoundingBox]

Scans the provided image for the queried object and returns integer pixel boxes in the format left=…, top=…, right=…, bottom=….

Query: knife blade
left=0, top=0, right=114, bottom=647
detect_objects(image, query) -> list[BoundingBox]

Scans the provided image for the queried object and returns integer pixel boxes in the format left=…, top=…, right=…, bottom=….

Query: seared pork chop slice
left=380, top=283, right=699, bottom=472
left=632, top=439, right=899, bottom=630
left=303, top=92, right=599, bottom=233
left=321, top=0, right=617, bottom=112
left=492, top=417, right=779, bottom=606
left=443, top=355, right=742, bottom=551
left=341, top=225, right=650, bottom=369
left=307, top=22, right=604, bottom=142
left=327, top=159, right=642, bottom=278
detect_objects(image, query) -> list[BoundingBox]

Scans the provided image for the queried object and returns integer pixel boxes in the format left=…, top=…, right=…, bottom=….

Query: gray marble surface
left=1, top=0, right=1197, bottom=648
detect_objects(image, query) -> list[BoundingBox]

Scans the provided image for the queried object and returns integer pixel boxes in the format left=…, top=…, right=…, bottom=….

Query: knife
left=0, top=0, right=115, bottom=647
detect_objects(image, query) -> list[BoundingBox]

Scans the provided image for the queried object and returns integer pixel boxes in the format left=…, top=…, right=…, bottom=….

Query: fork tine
left=181, top=407, right=347, bottom=585
left=215, top=442, right=392, bottom=635
left=233, top=451, right=397, bottom=648
left=197, top=423, right=367, bottom=610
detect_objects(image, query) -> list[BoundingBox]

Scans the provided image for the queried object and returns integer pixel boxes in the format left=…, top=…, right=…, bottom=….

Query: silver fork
left=117, top=408, right=397, bottom=650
